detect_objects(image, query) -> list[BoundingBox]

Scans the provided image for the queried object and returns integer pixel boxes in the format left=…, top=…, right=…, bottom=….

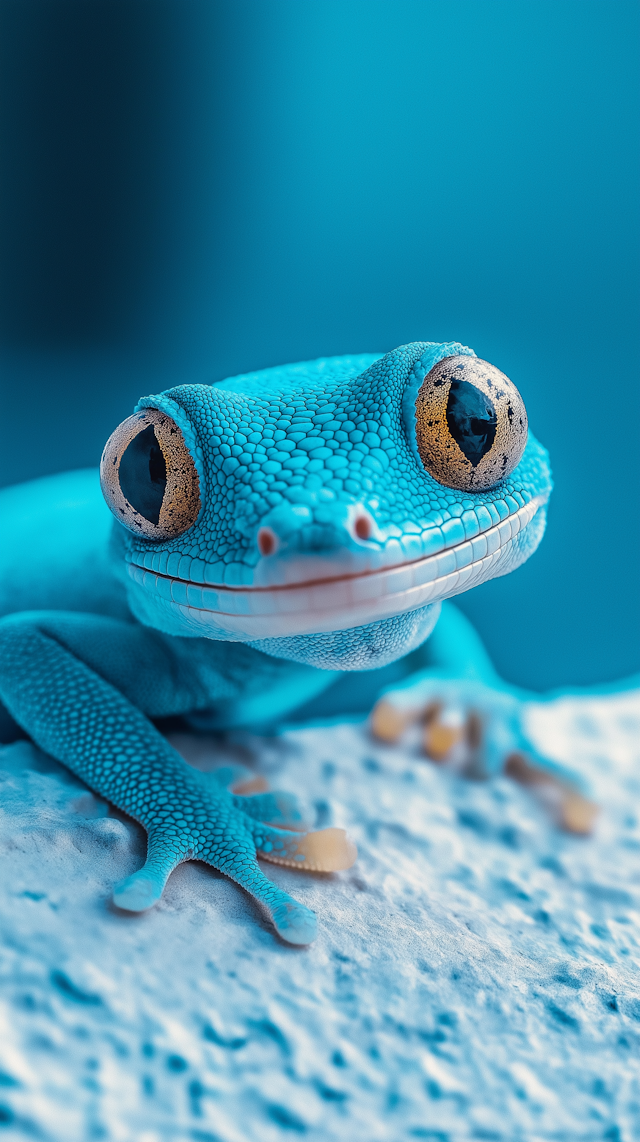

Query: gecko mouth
left=127, top=494, right=547, bottom=640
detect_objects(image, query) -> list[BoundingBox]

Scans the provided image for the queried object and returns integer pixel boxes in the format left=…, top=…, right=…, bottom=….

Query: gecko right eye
left=100, top=409, right=201, bottom=540
left=414, top=356, right=528, bottom=491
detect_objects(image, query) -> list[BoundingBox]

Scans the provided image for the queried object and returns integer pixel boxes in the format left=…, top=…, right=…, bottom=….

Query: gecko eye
left=414, top=356, right=528, bottom=491
left=100, top=408, right=201, bottom=539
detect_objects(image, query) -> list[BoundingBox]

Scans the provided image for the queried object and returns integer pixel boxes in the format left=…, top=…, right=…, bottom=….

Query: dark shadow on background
left=0, top=0, right=638, bottom=690
left=0, top=0, right=228, bottom=348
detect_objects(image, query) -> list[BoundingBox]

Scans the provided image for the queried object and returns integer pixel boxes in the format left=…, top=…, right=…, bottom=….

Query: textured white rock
left=0, top=689, right=639, bottom=1141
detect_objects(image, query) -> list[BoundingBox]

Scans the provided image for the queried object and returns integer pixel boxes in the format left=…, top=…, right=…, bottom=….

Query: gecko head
left=100, top=342, right=552, bottom=670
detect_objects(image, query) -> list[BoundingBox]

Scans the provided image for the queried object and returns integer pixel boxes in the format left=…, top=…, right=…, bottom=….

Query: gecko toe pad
left=271, top=901, right=318, bottom=945
left=560, top=792, right=599, bottom=835
left=112, top=872, right=164, bottom=912
left=258, top=827, right=357, bottom=872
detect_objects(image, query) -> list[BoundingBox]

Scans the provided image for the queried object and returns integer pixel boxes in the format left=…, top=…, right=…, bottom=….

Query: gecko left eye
left=100, top=408, right=201, bottom=539
left=414, top=356, right=528, bottom=491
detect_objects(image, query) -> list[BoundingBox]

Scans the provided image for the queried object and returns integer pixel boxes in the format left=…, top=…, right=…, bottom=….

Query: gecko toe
left=234, top=790, right=305, bottom=827
left=113, top=871, right=164, bottom=912
left=271, top=901, right=318, bottom=945
left=112, top=831, right=183, bottom=911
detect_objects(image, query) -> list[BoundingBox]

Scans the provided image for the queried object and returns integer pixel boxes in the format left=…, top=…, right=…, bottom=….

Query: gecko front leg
left=0, top=612, right=356, bottom=944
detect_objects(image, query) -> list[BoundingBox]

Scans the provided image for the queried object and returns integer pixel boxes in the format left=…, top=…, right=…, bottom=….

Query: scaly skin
left=0, top=342, right=552, bottom=943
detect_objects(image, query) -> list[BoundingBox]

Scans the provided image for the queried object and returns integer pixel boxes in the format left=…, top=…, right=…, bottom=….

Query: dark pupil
left=118, top=424, right=167, bottom=525
left=446, top=378, right=497, bottom=467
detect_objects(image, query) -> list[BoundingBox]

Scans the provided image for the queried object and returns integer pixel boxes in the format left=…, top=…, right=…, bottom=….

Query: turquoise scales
left=0, top=342, right=557, bottom=944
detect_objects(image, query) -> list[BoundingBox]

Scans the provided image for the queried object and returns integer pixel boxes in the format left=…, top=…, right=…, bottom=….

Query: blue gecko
left=0, top=341, right=573, bottom=944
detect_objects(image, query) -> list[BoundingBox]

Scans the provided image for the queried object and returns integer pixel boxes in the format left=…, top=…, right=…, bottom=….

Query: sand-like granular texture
left=0, top=688, right=639, bottom=1141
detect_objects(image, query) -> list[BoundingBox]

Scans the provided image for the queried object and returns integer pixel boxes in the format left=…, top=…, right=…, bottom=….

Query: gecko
left=0, top=341, right=587, bottom=945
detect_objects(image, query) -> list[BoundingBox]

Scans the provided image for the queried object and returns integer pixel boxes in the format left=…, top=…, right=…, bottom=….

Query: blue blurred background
left=0, top=0, right=638, bottom=691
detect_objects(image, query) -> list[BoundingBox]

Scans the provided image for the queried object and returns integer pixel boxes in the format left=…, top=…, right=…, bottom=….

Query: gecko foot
left=112, top=768, right=356, bottom=944
left=371, top=674, right=599, bottom=834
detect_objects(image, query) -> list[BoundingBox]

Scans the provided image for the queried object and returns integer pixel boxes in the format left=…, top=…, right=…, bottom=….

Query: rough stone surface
left=0, top=688, right=639, bottom=1141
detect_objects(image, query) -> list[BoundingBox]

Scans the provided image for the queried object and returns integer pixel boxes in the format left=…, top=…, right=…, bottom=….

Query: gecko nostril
left=354, top=515, right=372, bottom=540
left=257, top=527, right=278, bottom=556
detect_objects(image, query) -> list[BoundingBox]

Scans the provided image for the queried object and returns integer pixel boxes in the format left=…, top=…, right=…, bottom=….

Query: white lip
left=128, top=495, right=545, bottom=639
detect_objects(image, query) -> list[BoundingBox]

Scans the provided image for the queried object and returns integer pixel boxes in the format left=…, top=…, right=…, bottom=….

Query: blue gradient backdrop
left=0, top=0, right=638, bottom=690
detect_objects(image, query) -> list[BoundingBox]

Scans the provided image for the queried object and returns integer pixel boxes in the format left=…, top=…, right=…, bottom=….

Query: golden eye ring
left=100, top=408, right=201, bottom=540
left=415, top=355, right=528, bottom=491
